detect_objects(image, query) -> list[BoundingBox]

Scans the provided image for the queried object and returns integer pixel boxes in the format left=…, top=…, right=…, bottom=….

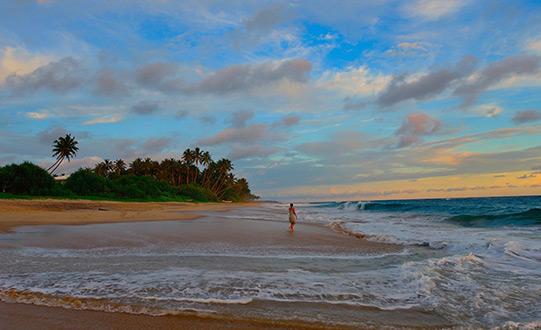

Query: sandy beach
left=0, top=199, right=245, bottom=234
left=0, top=199, right=459, bottom=329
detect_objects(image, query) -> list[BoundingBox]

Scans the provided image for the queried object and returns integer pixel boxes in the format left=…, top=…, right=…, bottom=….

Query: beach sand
left=0, top=199, right=425, bottom=329
left=0, top=301, right=345, bottom=330
left=0, top=199, right=243, bottom=233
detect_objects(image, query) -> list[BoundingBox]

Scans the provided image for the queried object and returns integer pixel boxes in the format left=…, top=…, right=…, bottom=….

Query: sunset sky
left=1, top=0, right=540, bottom=201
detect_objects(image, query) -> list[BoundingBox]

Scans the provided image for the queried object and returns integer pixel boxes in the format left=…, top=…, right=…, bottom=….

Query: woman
left=288, top=203, right=297, bottom=232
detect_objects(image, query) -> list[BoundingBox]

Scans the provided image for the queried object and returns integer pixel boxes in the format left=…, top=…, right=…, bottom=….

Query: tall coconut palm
left=212, top=158, right=233, bottom=194
left=192, top=147, right=203, bottom=183
left=182, top=148, right=193, bottom=184
left=47, top=134, right=79, bottom=174
left=113, top=159, right=126, bottom=177
left=201, top=151, right=213, bottom=187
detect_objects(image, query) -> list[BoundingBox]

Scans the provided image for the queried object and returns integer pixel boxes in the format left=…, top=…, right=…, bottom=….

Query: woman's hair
left=290, top=203, right=293, bottom=207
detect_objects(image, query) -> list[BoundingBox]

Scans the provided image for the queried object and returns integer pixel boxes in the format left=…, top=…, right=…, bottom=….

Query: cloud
left=142, top=137, right=172, bottom=154
left=197, top=115, right=216, bottom=124
left=512, top=109, right=541, bottom=125
left=82, top=116, right=124, bottom=125
left=38, top=156, right=102, bottom=175
left=272, top=115, right=300, bottom=128
left=404, top=0, right=470, bottom=20
left=227, top=110, right=254, bottom=128
left=38, top=127, right=67, bottom=144
left=526, top=39, right=541, bottom=54
left=0, top=46, right=53, bottom=84
left=135, top=61, right=184, bottom=93
left=342, top=97, right=369, bottom=111
left=454, top=55, right=541, bottom=107
left=474, top=105, right=502, bottom=118
left=517, top=174, right=536, bottom=179
left=131, top=100, right=160, bottom=115
left=395, top=112, right=443, bottom=148
left=377, top=56, right=477, bottom=106
left=386, top=42, right=433, bottom=58
left=297, top=129, right=384, bottom=157
left=93, top=66, right=129, bottom=96
left=192, top=59, right=312, bottom=95
left=228, top=144, right=278, bottom=160
left=231, top=3, right=295, bottom=48
left=197, top=123, right=267, bottom=145
left=5, top=56, right=86, bottom=95
left=326, top=66, right=389, bottom=97
left=25, top=110, right=52, bottom=119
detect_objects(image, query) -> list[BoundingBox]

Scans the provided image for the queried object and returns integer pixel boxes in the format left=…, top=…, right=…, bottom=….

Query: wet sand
left=0, top=301, right=356, bottom=330
left=0, top=199, right=247, bottom=233
left=0, top=199, right=416, bottom=329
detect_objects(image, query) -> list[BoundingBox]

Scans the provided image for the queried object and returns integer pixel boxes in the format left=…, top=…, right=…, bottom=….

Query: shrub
left=177, top=183, right=208, bottom=202
left=111, top=175, right=164, bottom=199
left=222, top=188, right=243, bottom=202
left=65, top=169, right=106, bottom=195
left=0, top=162, right=55, bottom=195
left=202, top=187, right=219, bottom=202
left=49, top=183, right=74, bottom=197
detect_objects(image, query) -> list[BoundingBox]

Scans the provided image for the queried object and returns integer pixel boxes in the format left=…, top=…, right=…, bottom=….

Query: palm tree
left=201, top=151, right=213, bottom=187
left=142, top=157, right=153, bottom=176
left=212, top=158, right=233, bottom=195
left=182, top=149, right=193, bottom=184
left=113, top=159, right=126, bottom=177
left=192, top=147, right=203, bottom=183
left=129, top=158, right=143, bottom=176
left=47, top=134, right=79, bottom=174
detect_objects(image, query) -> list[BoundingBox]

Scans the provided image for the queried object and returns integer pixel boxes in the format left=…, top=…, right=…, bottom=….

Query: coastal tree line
left=0, top=135, right=258, bottom=202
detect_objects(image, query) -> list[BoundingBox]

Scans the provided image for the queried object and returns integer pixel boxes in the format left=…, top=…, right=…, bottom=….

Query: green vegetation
left=1, top=146, right=259, bottom=203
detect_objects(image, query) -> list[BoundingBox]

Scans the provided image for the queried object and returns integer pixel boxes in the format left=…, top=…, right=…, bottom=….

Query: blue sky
left=1, top=0, right=540, bottom=201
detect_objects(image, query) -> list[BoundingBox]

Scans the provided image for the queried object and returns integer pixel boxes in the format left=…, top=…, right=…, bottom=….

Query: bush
left=65, top=169, right=106, bottom=195
left=177, top=183, right=208, bottom=202
left=202, top=187, right=219, bottom=202
left=49, top=183, right=74, bottom=197
left=222, top=188, right=243, bottom=202
left=0, top=162, right=55, bottom=195
left=111, top=175, right=165, bottom=199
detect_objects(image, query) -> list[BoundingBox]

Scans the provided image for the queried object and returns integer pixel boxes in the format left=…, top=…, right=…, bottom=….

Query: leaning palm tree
left=47, top=134, right=79, bottom=174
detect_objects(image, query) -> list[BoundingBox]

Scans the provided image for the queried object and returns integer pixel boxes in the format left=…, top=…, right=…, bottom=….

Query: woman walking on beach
left=288, top=203, right=297, bottom=232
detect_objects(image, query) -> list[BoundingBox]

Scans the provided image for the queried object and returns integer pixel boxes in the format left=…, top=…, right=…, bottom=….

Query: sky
left=1, top=0, right=540, bottom=201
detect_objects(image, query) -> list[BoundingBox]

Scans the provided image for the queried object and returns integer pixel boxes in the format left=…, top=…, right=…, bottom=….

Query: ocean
left=0, top=196, right=540, bottom=329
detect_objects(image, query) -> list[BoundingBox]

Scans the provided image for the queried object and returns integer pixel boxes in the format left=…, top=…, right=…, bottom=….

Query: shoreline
left=0, top=199, right=413, bottom=329
left=0, top=301, right=362, bottom=330
left=0, top=199, right=250, bottom=233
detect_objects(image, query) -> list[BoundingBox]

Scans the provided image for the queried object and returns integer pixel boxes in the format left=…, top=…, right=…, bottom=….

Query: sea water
left=0, top=196, right=540, bottom=329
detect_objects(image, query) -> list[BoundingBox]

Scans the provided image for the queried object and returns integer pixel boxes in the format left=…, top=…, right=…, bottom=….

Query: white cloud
left=322, top=66, right=390, bottom=96
left=472, top=104, right=502, bottom=118
left=526, top=39, right=541, bottom=54
left=82, top=116, right=124, bottom=125
left=25, top=110, right=53, bottom=119
left=0, top=46, right=53, bottom=85
left=404, top=0, right=469, bottom=20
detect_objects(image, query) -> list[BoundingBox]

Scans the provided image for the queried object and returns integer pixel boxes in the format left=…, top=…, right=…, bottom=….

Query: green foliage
left=202, top=187, right=219, bottom=202
left=176, top=183, right=218, bottom=202
left=4, top=144, right=256, bottom=203
left=0, top=162, right=55, bottom=195
left=222, top=188, right=243, bottom=202
left=65, top=169, right=106, bottom=196
left=109, top=175, right=175, bottom=200
left=49, top=183, right=74, bottom=197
